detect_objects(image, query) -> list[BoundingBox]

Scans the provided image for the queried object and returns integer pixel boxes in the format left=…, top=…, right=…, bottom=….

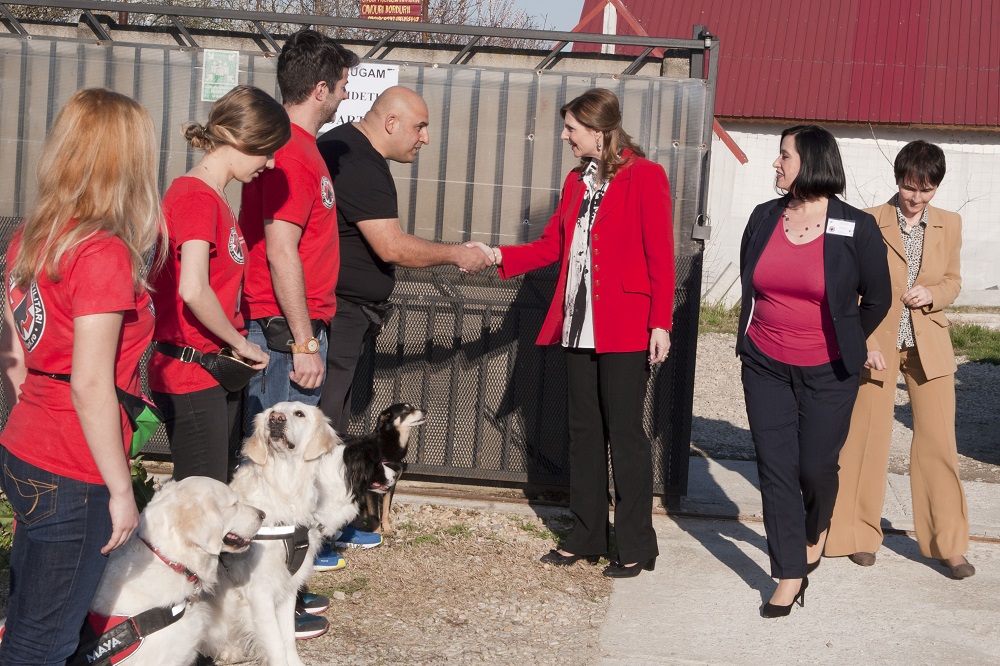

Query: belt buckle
left=180, top=346, right=197, bottom=363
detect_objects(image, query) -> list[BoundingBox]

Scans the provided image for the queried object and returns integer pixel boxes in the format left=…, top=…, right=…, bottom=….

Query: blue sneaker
left=334, top=525, right=382, bottom=549
left=296, top=591, right=330, bottom=614
left=294, top=609, right=329, bottom=640
left=313, top=544, right=346, bottom=572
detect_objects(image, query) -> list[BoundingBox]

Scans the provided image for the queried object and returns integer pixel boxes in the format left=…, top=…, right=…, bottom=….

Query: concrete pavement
left=397, top=455, right=1000, bottom=665
left=598, top=457, right=1000, bottom=665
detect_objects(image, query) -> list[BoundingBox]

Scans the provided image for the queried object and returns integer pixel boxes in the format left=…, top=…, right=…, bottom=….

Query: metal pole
left=421, top=0, right=428, bottom=43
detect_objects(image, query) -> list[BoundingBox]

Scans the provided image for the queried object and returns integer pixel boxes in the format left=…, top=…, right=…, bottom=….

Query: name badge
left=826, top=219, right=855, bottom=237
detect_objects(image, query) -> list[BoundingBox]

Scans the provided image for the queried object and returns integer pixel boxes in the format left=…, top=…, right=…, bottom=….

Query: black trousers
left=319, top=296, right=371, bottom=434
left=561, top=348, right=658, bottom=564
left=740, top=337, right=860, bottom=578
left=152, top=384, right=241, bottom=483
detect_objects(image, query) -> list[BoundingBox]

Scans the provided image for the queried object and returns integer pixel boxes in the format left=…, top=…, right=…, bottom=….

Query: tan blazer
left=863, top=201, right=962, bottom=381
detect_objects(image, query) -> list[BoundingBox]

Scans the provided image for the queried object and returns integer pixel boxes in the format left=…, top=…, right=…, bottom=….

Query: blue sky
left=511, top=0, right=585, bottom=31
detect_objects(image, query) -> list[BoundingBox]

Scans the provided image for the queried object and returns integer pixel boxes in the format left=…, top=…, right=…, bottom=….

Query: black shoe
left=806, top=558, right=822, bottom=574
left=539, top=549, right=600, bottom=566
left=761, top=577, right=808, bottom=618
left=602, top=557, right=655, bottom=578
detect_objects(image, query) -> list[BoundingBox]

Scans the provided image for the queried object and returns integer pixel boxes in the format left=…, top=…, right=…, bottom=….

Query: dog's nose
left=257, top=509, right=266, bottom=521
left=269, top=412, right=286, bottom=425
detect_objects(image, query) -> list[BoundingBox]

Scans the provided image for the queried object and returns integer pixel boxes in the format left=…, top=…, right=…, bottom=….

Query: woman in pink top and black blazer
left=737, top=125, right=890, bottom=617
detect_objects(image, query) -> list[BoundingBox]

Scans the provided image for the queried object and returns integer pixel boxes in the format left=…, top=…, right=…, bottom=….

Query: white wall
left=702, top=121, right=1000, bottom=305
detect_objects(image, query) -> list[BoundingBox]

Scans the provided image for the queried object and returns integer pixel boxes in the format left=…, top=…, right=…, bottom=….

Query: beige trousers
left=826, top=347, right=969, bottom=559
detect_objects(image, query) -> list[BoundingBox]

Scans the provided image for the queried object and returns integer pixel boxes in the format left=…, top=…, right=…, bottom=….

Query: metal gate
left=0, top=1, right=719, bottom=500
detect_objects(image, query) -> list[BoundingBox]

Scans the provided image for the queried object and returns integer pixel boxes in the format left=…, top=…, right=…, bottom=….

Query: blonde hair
left=12, top=88, right=165, bottom=290
left=182, top=85, right=291, bottom=156
left=561, top=88, right=645, bottom=182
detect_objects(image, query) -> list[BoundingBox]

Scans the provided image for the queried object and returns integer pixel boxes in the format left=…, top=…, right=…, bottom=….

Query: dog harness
left=66, top=603, right=186, bottom=666
left=254, top=524, right=311, bottom=574
left=45, top=537, right=196, bottom=665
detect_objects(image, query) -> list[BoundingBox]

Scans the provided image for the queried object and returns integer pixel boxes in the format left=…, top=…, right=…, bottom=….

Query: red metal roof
left=574, top=0, right=1000, bottom=127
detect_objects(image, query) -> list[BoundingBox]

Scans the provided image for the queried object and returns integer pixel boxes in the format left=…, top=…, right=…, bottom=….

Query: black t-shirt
left=317, top=123, right=397, bottom=303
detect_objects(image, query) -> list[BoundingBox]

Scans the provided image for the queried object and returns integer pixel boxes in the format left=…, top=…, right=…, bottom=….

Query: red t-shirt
left=1, top=230, right=154, bottom=484
left=148, top=177, right=249, bottom=394
left=239, top=123, right=339, bottom=324
left=747, top=221, right=840, bottom=366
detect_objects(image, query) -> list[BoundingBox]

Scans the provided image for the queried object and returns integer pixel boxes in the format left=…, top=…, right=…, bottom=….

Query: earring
left=597, top=139, right=603, bottom=152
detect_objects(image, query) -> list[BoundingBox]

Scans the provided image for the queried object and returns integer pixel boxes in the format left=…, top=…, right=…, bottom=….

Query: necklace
left=200, top=164, right=237, bottom=222
left=782, top=212, right=822, bottom=238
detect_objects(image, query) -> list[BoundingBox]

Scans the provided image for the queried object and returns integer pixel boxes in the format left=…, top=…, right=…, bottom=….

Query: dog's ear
left=243, top=412, right=270, bottom=466
left=304, top=418, right=341, bottom=461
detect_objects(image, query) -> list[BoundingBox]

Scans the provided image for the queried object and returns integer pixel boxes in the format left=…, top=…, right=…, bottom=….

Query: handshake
left=456, top=240, right=501, bottom=274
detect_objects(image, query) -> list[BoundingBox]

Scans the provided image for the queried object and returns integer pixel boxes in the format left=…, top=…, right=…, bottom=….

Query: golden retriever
left=83, top=476, right=264, bottom=666
left=200, top=402, right=339, bottom=666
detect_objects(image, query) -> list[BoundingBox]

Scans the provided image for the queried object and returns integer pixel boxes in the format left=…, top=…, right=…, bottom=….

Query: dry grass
left=295, top=503, right=612, bottom=665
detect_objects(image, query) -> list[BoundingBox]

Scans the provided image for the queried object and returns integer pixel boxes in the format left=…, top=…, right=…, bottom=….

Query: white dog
left=201, top=402, right=339, bottom=666
left=82, top=476, right=264, bottom=666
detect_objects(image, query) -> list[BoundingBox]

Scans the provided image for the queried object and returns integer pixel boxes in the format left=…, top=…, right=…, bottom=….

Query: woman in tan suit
left=825, top=140, right=974, bottom=578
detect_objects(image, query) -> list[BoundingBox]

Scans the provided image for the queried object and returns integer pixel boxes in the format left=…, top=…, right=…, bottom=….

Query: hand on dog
left=648, top=328, right=670, bottom=366
left=103, top=490, right=140, bottom=555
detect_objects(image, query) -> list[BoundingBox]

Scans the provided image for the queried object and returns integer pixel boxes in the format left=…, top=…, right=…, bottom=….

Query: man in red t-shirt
left=240, top=29, right=359, bottom=421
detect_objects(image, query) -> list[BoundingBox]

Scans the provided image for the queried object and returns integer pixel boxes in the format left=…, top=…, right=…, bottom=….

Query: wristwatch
left=290, top=337, right=320, bottom=354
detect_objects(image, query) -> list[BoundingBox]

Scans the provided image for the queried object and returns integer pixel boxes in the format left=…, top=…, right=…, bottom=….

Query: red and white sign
left=360, top=1, right=422, bottom=22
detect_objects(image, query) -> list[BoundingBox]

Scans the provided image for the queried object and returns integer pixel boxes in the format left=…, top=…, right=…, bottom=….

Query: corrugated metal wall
left=0, top=34, right=712, bottom=497
left=576, top=0, right=1000, bottom=127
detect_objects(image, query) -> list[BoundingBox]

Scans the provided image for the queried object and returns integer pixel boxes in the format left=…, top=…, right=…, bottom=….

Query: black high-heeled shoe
left=806, top=558, right=822, bottom=574
left=761, top=577, right=808, bottom=618
left=539, top=549, right=600, bottom=566
left=602, top=557, right=656, bottom=578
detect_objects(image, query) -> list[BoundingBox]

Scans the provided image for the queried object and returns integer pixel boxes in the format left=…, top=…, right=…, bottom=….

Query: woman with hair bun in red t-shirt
left=148, top=85, right=290, bottom=483
left=0, top=88, right=166, bottom=663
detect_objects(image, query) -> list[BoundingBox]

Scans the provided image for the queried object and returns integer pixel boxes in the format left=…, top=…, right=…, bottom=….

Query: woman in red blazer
left=488, top=88, right=675, bottom=578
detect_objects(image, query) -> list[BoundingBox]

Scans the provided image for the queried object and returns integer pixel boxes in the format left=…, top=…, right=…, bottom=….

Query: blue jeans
left=0, top=447, right=112, bottom=665
left=244, top=320, right=329, bottom=436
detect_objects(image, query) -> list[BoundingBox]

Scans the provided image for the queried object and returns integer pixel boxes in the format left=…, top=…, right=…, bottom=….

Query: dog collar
left=139, top=536, right=202, bottom=594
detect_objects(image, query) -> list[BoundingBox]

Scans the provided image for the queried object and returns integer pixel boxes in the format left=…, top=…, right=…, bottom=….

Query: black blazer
left=735, top=195, right=891, bottom=375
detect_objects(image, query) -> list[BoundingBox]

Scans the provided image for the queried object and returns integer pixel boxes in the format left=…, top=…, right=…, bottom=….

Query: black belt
left=154, top=341, right=208, bottom=364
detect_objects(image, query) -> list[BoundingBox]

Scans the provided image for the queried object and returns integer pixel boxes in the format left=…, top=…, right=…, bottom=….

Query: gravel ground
left=692, top=332, right=1000, bottom=482
left=294, top=504, right=610, bottom=665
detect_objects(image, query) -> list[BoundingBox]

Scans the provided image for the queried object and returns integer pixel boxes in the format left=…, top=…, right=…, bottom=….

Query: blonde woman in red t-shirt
left=149, top=86, right=290, bottom=483
left=0, top=89, right=166, bottom=663
left=736, top=125, right=891, bottom=617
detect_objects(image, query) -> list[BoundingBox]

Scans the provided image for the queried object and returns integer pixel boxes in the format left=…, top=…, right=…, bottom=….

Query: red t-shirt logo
left=9, top=277, right=45, bottom=352
left=321, top=176, right=335, bottom=210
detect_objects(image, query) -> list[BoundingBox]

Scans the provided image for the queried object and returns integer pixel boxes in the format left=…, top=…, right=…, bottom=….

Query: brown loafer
left=939, top=557, right=976, bottom=579
left=848, top=552, right=876, bottom=567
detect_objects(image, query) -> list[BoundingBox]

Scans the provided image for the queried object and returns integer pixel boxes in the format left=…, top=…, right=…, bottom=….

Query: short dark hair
left=779, top=124, right=846, bottom=200
left=894, top=140, right=946, bottom=187
left=277, top=29, right=360, bottom=106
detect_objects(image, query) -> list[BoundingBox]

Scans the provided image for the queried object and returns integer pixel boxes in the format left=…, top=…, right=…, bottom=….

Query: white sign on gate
left=318, top=62, right=400, bottom=136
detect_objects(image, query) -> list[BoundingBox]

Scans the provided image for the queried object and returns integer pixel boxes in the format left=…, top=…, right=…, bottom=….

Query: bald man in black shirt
left=317, top=86, right=491, bottom=432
